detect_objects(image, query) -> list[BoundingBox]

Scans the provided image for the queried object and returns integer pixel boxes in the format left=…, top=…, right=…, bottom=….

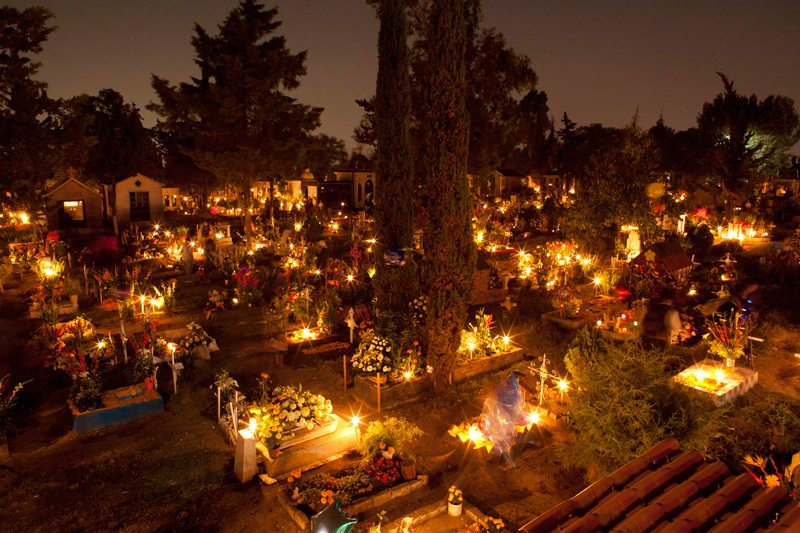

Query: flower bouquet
left=180, top=321, right=214, bottom=352
left=704, top=312, right=751, bottom=367
left=207, top=289, right=227, bottom=310
left=363, top=455, right=401, bottom=486
left=351, top=330, right=393, bottom=376
left=486, top=517, right=505, bottom=533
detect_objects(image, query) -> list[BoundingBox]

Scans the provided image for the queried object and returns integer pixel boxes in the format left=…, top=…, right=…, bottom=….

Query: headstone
left=234, top=428, right=257, bottom=483
left=626, top=230, right=641, bottom=254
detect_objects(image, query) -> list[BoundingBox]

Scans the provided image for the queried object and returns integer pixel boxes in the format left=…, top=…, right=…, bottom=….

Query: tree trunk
left=269, top=178, right=275, bottom=226
left=244, top=175, right=253, bottom=250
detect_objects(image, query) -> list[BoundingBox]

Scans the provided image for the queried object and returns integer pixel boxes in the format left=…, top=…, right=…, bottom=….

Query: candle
left=140, top=296, right=146, bottom=315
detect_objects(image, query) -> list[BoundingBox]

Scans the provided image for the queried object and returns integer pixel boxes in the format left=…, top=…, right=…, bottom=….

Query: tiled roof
left=519, top=439, right=800, bottom=533
left=631, top=240, right=693, bottom=273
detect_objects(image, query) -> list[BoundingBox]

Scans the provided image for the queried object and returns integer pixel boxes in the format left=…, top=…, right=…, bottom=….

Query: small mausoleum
left=103, top=174, right=164, bottom=230
left=630, top=239, right=693, bottom=284
left=44, top=175, right=104, bottom=231
left=285, top=168, right=319, bottom=202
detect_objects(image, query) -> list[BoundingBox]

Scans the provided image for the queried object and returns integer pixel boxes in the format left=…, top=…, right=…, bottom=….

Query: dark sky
left=9, top=0, right=800, bottom=154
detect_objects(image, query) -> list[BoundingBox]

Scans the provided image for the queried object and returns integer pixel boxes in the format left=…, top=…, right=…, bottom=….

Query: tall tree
left=149, top=1, right=322, bottom=246
left=561, top=118, right=660, bottom=250
left=0, top=6, right=57, bottom=208
left=68, top=89, right=161, bottom=231
left=292, top=133, right=347, bottom=182
left=419, top=0, right=474, bottom=389
left=698, top=73, right=800, bottom=218
left=374, top=0, right=419, bottom=319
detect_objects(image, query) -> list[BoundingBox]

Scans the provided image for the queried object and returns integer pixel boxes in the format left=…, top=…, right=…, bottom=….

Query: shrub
left=358, top=417, right=422, bottom=459
left=558, top=328, right=726, bottom=481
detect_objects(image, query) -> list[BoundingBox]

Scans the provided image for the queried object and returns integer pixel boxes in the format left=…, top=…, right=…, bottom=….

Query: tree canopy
left=149, top=0, right=328, bottom=244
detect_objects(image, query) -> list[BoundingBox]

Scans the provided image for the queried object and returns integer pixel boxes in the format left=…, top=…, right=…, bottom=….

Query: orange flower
left=379, top=442, right=386, bottom=450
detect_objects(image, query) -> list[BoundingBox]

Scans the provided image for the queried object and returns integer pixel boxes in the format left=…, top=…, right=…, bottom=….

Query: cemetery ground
left=1, top=244, right=799, bottom=532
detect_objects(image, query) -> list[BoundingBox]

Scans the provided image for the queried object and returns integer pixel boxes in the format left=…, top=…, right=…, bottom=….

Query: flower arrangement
left=704, top=312, right=751, bottom=362
left=742, top=454, right=799, bottom=502
left=180, top=322, right=213, bottom=351
left=254, top=411, right=284, bottom=450
left=289, top=470, right=372, bottom=512
left=362, top=455, right=401, bottom=486
left=64, top=352, right=102, bottom=412
left=0, top=374, right=31, bottom=433
left=234, top=270, right=263, bottom=306
left=269, top=384, right=332, bottom=430
left=457, top=309, right=503, bottom=360
left=485, top=517, right=505, bottom=533
left=448, top=485, right=463, bottom=505
left=409, top=296, right=428, bottom=323
left=351, top=330, right=393, bottom=375
left=212, top=369, right=239, bottom=403
left=208, top=289, right=227, bottom=310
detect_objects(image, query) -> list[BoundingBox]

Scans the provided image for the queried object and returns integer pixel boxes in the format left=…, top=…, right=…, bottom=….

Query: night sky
left=8, top=0, right=800, bottom=154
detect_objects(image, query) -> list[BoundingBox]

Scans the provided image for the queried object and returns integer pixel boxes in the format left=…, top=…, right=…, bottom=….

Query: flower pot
left=401, top=460, right=416, bottom=480
left=381, top=450, right=394, bottom=460
left=268, top=446, right=281, bottom=459
left=724, top=357, right=736, bottom=369
left=448, top=502, right=462, bottom=517
left=144, top=377, right=154, bottom=391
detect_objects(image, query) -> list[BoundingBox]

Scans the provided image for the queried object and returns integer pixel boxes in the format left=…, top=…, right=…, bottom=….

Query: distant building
left=332, top=155, right=374, bottom=209
left=492, top=169, right=526, bottom=196
left=102, top=174, right=164, bottom=231
left=286, top=168, right=319, bottom=201
left=44, top=175, right=104, bottom=231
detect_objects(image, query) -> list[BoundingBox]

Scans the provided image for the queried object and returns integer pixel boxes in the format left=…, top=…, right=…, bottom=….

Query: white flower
left=377, top=354, right=384, bottom=361
left=383, top=366, right=390, bottom=372
left=367, top=366, right=374, bottom=372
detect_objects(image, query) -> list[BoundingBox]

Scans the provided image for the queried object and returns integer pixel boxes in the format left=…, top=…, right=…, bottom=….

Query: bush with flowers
left=351, top=330, right=393, bottom=375
left=234, top=270, right=263, bottom=306
left=358, top=417, right=422, bottom=459
left=287, top=469, right=372, bottom=512
left=207, top=289, right=227, bottom=310
left=485, top=517, right=505, bottom=533
left=409, top=296, right=428, bottom=324
left=363, top=455, right=401, bottom=486
left=456, top=309, right=505, bottom=361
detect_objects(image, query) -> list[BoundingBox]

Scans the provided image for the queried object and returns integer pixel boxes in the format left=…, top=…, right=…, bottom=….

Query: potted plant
left=704, top=312, right=751, bottom=368
left=351, top=330, right=393, bottom=380
left=447, top=485, right=463, bottom=516
left=400, top=455, right=416, bottom=481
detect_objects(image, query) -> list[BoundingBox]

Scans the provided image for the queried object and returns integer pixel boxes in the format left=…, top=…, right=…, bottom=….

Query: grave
left=673, top=359, right=758, bottom=406
left=70, top=385, right=163, bottom=434
left=254, top=413, right=358, bottom=480
left=383, top=499, right=497, bottom=533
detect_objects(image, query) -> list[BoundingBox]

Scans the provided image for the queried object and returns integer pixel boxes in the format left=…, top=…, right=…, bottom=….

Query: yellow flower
left=380, top=442, right=386, bottom=450
left=387, top=447, right=395, bottom=454
left=765, top=474, right=781, bottom=488
left=455, top=490, right=462, bottom=495
left=448, top=495, right=453, bottom=502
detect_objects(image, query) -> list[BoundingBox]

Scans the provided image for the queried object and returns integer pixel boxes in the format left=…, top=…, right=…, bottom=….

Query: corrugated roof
left=520, top=439, right=800, bottom=533
left=630, top=240, right=693, bottom=273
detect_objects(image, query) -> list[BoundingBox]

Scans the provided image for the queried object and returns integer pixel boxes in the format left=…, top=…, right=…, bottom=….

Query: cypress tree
left=374, top=0, right=418, bottom=321
left=419, top=0, right=475, bottom=389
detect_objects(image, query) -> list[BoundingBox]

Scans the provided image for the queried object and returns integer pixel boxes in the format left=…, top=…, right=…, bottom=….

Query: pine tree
left=419, top=0, right=475, bottom=389
left=149, top=1, right=323, bottom=247
left=374, top=0, right=418, bottom=320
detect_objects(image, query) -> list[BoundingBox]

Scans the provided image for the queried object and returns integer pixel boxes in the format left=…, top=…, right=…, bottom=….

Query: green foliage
left=687, top=223, right=714, bottom=255
left=358, top=417, right=422, bottom=459
left=558, top=328, right=726, bottom=481
left=561, top=118, right=660, bottom=248
left=374, top=0, right=418, bottom=315
left=0, top=375, right=31, bottom=434
left=34, top=299, right=60, bottom=326
left=418, top=0, right=476, bottom=388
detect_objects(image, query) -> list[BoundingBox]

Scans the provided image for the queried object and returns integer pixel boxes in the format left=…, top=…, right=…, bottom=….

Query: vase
left=401, top=460, right=416, bottom=480
left=268, top=447, right=280, bottom=459
left=448, top=502, right=462, bottom=517
left=725, top=357, right=736, bottom=369
left=381, top=450, right=394, bottom=460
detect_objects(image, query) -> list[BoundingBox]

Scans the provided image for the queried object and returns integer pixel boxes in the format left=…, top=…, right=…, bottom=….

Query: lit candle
left=140, top=296, right=146, bottom=315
